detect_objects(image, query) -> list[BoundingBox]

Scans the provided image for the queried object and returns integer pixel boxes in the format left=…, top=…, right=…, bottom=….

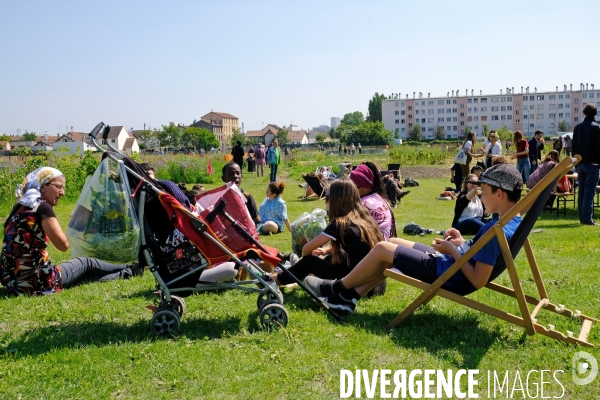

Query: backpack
left=255, top=147, right=265, bottom=159
left=556, top=175, right=572, bottom=193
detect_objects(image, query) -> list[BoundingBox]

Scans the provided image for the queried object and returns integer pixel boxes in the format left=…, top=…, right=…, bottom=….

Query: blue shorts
left=392, top=242, right=438, bottom=284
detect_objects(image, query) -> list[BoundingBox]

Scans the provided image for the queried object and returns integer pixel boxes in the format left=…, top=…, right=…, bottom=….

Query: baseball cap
left=476, top=164, right=523, bottom=191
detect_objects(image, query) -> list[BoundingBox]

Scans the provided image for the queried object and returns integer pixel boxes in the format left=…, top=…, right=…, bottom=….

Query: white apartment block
left=383, top=84, right=598, bottom=139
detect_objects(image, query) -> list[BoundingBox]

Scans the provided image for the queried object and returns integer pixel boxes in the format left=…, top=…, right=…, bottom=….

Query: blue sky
left=1, top=0, right=598, bottom=136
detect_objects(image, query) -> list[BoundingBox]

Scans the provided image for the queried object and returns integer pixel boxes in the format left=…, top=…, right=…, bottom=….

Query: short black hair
left=222, top=161, right=239, bottom=176
left=583, top=103, right=598, bottom=117
left=489, top=185, right=522, bottom=203
left=237, top=140, right=242, bottom=146
left=140, top=162, right=155, bottom=172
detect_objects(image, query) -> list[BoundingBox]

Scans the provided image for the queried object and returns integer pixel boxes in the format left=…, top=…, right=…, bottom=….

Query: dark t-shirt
left=516, top=140, right=529, bottom=159
left=322, top=220, right=371, bottom=269
left=244, top=192, right=260, bottom=223
left=37, top=202, right=56, bottom=220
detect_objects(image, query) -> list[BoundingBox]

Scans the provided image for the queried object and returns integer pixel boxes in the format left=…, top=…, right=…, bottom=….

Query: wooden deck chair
left=302, top=174, right=327, bottom=200
left=387, top=163, right=401, bottom=171
left=385, top=155, right=597, bottom=347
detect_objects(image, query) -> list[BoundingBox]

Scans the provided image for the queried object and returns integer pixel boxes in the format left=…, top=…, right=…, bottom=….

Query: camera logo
left=572, top=351, right=598, bottom=386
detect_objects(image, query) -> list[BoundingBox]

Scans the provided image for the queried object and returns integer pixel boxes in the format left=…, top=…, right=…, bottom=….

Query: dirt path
left=401, top=165, right=450, bottom=179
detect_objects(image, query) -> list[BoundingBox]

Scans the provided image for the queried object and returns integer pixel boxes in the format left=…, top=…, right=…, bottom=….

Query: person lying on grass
left=1, top=167, right=142, bottom=296
left=304, top=163, right=524, bottom=313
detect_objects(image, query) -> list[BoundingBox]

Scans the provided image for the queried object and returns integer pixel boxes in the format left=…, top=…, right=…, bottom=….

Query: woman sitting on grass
left=257, top=182, right=292, bottom=235
left=1, top=167, right=142, bottom=296
left=273, top=179, right=384, bottom=294
left=451, top=174, right=488, bottom=235
left=305, top=164, right=524, bottom=313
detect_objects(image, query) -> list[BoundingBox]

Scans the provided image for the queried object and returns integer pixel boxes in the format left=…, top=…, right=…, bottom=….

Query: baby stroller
left=85, top=123, right=342, bottom=335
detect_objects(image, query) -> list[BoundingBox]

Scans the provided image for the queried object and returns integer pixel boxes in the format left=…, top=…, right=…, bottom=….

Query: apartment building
left=382, top=84, right=598, bottom=139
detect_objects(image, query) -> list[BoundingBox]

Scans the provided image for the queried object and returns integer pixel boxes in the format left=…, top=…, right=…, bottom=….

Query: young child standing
left=305, top=164, right=524, bottom=313
left=273, top=179, right=383, bottom=287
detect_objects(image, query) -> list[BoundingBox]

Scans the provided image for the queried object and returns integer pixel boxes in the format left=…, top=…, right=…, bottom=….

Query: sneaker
left=128, top=262, right=144, bottom=277
left=321, top=294, right=357, bottom=313
left=397, top=190, right=410, bottom=199
left=289, top=253, right=300, bottom=266
left=304, top=276, right=335, bottom=296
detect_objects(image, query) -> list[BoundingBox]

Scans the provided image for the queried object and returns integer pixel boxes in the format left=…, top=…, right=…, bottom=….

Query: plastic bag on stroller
left=290, top=208, right=327, bottom=256
left=67, top=157, right=141, bottom=263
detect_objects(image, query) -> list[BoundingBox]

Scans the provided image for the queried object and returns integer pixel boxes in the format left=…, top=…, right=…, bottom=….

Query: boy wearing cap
left=305, top=164, right=524, bottom=313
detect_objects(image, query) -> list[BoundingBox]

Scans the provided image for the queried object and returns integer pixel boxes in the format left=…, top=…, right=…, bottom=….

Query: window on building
left=558, top=104, right=563, bottom=109
left=446, top=99, right=451, bottom=104
left=537, top=95, right=544, bottom=100
left=481, top=107, right=487, bottom=112
left=565, top=103, right=570, bottom=108
left=415, top=110, right=420, bottom=115
left=507, top=97, right=512, bottom=101
left=537, top=113, right=544, bottom=119
left=516, top=101, right=520, bottom=106
left=516, top=110, right=519, bottom=115
left=428, top=109, right=434, bottom=114
left=501, top=115, right=506, bottom=120
left=453, top=126, right=457, bottom=131
left=501, top=106, right=506, bottom=111
left=438, top=117, right=444, bottom=122
left=507, top=115, right=512, bottom=120
left=428, top=118, right=434, bottom=123
left=438, top=109, right=444, bottom=113
left=529, top=105, right=535, bottom=110
left=452, top=117, right=457, bottom=121
left=574, top=117, right=579, bottom=122
left=549, top=113, right=556, bottom=118
left=421, top=126, right=426, bottom=131
left=460, top=121, right=465, bottom=126
left=446, top=117, right=451, bottom=121
left=452, top=108, right=457, bottom=112
left=408, top=123, right=413, bottom=128
left=428, top=100, right=434, bottom=105
left=460, top=103, right=465, bottom=108
left=395, top=102, right=399, bottom=107
left=549, top=95, right=556, bottom=100
left=492, top=115, right=499, bottom=120
left=523, top=115, right=528, bottom=119
left=401, top=119, right=405, bottom=124
left=421, top=101, right=426, bottom=106
left=565, top=94, right=570, bottom=99
left=452, top=99, right=457, bottom=104
left=501, top=97, right=506, bottom=102
left=395, top=110, right=400, bottom=115
left=473, top=98, right=479, bottom=104
left=401, top=102, right=405, bottom=106
left=507, top=106, right=512, bottom=111
left=446, top=108, right=452, bottom=113
left=408, top=106, right=412, bottom=110
left=549, top=122, right=555, bottom=128
left=492, top=97, right=499, bottom=103
left=473, top=107, right=478, bottom=112
left=582, top=93, right=588, bottom=98
left=481, top=98, right=487, bottom=103
left=530, top=114, right=534, bottom=119
left=537, top=104, right=544, bottom=110
left=468, top=108, right=472, bottom=112
left=437, top=100, right=444, bottom=105
left=447, top=126, right=451, bottom=131
left=421, top=118, right=425, bottom=123
left=401, top=110, right=405, bottom=115
left=408, top=114, right=412, bottom=118
left=575, top=98, right=579, bottom=103
left=523, top=96, right=528, bottom=102
left=491, top=106, right=499, bottom=112
left=590, top=93, right=595, bottom=98
left=574, top=108, right=579, bottom=113
left=558, top=113, right=563, bottom=118
left=467, top=99, right=472, bottom=103
left=549, top=104, right=556, bottom=110
left=529, top=96, right=535, bottom=101
left=558, top=94, right=563, bottom=100
left=460, top=112, right=464, bottom=117
left=474, top=116, right=479, bottom=121
left=428, top=127, right=434, bottom=132
left=467, top=116, right=472, bottom=121
left=401, top=127, right=405, bottom=132
left=395, top=119, right=399, bottom=124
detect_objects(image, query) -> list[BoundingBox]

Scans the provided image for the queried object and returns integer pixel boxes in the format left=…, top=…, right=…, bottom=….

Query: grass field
left=1, top=165, right=599, bottom=399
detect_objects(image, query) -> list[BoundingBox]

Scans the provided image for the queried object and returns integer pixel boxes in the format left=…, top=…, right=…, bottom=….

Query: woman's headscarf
left=349, top=164, right=375, bottom=190
left=15, top=167, right=64, bottom=208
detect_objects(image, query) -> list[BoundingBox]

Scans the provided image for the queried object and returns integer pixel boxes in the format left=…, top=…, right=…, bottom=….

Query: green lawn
left=1, top=168, right=599, bottom=399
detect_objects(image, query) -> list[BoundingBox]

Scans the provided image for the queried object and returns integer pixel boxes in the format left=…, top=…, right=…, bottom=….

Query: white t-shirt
left=485, top=141, right=502, bottom=158
left=463, top=141, right=473, bottom=154
left=459, top=195, right=484, bottom=222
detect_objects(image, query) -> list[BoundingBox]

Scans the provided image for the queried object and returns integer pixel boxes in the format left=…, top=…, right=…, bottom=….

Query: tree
left=434, top=126, right=446, bottom=140
left=158, top=124, right=181, bottom=148
left=464, top=125, right=472, bottom=136
left=558, top=120, right=570, bottom=132
left=230, top=128, right=245, bottom=148
left=393, top=128, right=400, bottom=140
left=183, top=127, right=219, bottom=150
left=137, top=129, right=155, bottom=148
left=315, top=134, right=326, bottom=143
left=482, top=124, right=490, bottom=137
left=22, top=131, right=37, bottom=142
left=276, top=128, right=289, bottom=146
left=367, top=92, right=387, bottom=122
left=340, top=111, right=364, bottom=127
left=496, top=125, right=514, bottom=141
left=408, top=124, right=423, bottom=141
left=0, top=134, right=11, bottom=142
left=328, top=128, right=337, bottom=139
left=339, top=121, right=392, bottom=145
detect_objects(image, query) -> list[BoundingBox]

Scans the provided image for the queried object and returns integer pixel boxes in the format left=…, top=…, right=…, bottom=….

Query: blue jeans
left=269, top=163, right=279, bottom=182
left=454, top=217, right=486, bottom=235
left=529, top=159, right=538, bottom=175
left=576, top=163, right=600, bottom=224
left=516, top=158, right=531, bottom=182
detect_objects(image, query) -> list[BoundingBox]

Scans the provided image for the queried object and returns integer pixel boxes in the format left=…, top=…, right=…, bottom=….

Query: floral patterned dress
left=360, top=192, right=396, bottom=240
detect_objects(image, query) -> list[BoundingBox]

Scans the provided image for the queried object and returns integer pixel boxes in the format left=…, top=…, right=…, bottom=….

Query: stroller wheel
left=257, top=288, right=284, bottom=311
left=150, top=309, right=180, bottom=336
left=259, top=303, right=289, bottom=330
left=168, top=295, right=186, bottom=317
